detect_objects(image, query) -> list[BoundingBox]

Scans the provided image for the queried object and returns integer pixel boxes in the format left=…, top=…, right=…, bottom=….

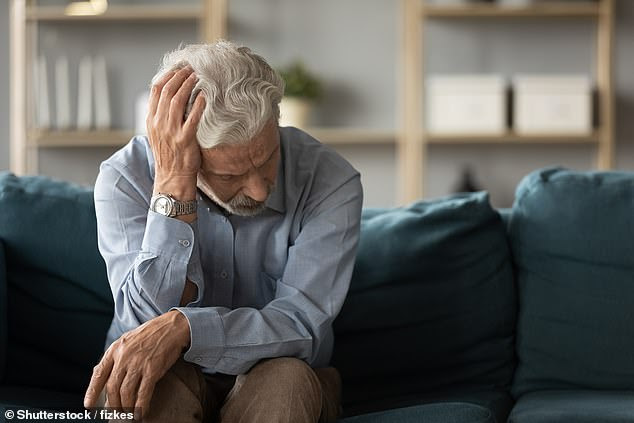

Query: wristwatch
left=150, top=193, right=197, bottom=217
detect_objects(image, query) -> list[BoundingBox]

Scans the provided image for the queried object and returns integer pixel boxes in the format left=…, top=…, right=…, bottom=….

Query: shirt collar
left=265, top=147, right=286, bottom=214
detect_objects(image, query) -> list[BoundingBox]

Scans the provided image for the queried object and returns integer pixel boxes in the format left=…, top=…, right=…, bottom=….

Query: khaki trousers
left=104, top=357, right=342, bottom=423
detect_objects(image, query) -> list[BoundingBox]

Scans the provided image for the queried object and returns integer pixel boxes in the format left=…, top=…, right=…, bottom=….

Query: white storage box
left=513, top=75, right=592, bottom=135
left=426, top=75, right=506, bottom=135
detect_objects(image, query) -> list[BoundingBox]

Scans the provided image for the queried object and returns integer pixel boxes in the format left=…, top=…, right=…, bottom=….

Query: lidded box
left=426, top=75, right=507, bottom=135
left=513, top=75, right=592, bottom=135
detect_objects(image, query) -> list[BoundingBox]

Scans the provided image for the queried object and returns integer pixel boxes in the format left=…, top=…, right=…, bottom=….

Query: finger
left=148, top=70, right=176, bottom=120
left=106, top=367, right=126, bottom=411
left=120, top=369, right=142, bottom=411
left=183, top=94, right=206, bottom=138
left=84, top=353, right=115, bottom=408
left=169, top=72, right=199, bottom=127
left=156, top=66, right=194, bottom=123
left=134, top=377, right=157, bottom=420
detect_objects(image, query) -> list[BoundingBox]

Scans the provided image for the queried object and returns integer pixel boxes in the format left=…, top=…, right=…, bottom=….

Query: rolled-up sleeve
left=95, top=162, right=204, bottom=339
left=172, top=174, right=363, bottom=374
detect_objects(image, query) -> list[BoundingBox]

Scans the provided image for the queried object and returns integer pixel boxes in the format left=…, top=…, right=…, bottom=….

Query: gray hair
left=151, top=40, right=284, bottom=149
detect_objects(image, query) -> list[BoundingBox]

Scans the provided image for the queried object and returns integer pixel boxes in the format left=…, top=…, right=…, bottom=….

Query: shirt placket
left=214, top=213, right=235, bottom=307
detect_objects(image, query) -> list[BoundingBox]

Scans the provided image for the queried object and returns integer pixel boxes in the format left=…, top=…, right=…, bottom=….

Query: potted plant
left=278, top=61, right=322, bottom=129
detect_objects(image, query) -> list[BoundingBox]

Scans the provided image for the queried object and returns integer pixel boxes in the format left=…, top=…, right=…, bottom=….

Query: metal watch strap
left=173, top=198, right=197, bottom=216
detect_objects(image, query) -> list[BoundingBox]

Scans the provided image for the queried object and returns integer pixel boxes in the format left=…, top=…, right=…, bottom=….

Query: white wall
left=1, top=0, right=10, bottom=171
left=1, top=0, right=633, bottom=208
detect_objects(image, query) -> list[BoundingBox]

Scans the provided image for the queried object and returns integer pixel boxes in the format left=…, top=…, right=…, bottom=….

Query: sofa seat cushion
left=0, top=240, right=7, bottom=381
left=508, top=390, right=634, bottom=423
left=509, top=168, right=634, bottom=397
left=339, top=402, right=496, bottom=423
left=0, top=385, right=83, bottom=410
left=342, top=388, right=512, bottom=423
left=0, top=386, right=84, bottom=423
left=333, top=192, right=516, bottom=407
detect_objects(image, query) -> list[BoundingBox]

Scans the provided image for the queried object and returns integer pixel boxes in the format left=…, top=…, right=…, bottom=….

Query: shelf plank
left=305, top=128, right=396, bottom=145
left=427, top=131, right=599, bottom=144
left=29, top=130, right=134, bottom=147
left=32, top=128, right=596, bottom=147
left=29, top=128, right=396, bottom=148
left=26, top=5, right=202, bottom=22
left=423, top=2, right=600, bottom=19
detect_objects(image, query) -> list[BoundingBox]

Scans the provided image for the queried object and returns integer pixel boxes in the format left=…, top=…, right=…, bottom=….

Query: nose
left=242, top=171, right=269, bottom=202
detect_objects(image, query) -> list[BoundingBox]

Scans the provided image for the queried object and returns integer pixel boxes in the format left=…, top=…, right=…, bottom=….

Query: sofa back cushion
left=509, top=168, right=634, bottom=398
left=0, top=173, right=113, bottom=392
left=332, top=192, right=517, bottom=406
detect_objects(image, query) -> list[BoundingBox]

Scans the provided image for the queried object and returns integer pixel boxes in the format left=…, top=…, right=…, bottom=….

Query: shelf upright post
left=596, top=0, right=615, bottom=170
left=399, top=0, right=425, bottom=204
left=9, top=0, right=27, bottom=175
left=201, top=0, right=228, bottom=42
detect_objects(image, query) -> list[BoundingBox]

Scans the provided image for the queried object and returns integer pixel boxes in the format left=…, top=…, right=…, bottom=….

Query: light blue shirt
left=94, top=127, right=363, bottom=375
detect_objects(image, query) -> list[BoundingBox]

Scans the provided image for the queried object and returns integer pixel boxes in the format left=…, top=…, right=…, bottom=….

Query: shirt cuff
left=139, top=211, right=198, bottom=304
left=184, top=220, right=204, bottom=305
left=170, top=306, right=226, bottom=370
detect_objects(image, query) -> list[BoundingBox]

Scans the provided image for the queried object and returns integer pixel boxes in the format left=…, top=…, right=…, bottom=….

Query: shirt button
left=178, top=239, right=191, bottom=247
left=207, top=207, right=211, bottom=212
left=220, top=270, right=228, bottom=279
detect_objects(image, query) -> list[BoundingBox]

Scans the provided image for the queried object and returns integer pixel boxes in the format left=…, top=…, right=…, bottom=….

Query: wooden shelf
left=11, top=0, right=226, bottom=173
left=306, top=128, right=396, bottom=145
left=423, top=2, right=601, bottom=19
left=28, top=128, right=395, bottom=148
left=26, top=5, right=202, bottom=22
left=28, top=130, right=133, bottom=147
left=427, top=131, right=599, bottom=145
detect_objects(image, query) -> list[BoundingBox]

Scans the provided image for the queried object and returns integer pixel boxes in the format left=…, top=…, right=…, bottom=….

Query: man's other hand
left=83, top=310, right=191, bottom=420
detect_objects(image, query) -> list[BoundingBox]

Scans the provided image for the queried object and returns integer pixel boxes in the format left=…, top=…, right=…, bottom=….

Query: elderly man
left=83, top=41, right=362, bottom=423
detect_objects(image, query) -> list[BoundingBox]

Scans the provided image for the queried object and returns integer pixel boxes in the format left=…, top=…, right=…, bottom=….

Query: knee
left=252, top=357, right=321, bottom=398
left=257, top=357, right=315, bottom=380
left=168, top=358, right=205, bottom=388
left=141, top=359, right=206, bottom=422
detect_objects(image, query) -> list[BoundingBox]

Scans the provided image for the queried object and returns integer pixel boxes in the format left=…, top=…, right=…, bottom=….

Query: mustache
left=229, top=194, right=263, bottom=208
left=226, top=184, right=275, bottom=216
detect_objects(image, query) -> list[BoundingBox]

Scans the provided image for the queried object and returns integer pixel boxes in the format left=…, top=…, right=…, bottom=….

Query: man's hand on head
left=83, top=310, right=191, bottom=420
left=147, top=65, right=206, bottom=202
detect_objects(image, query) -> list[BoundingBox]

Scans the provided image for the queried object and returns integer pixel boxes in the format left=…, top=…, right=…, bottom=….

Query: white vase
left=279, top=97, right=312, bottom=129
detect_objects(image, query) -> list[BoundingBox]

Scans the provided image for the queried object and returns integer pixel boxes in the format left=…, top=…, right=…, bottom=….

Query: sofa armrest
left=0, top=238, right=6, bottom=383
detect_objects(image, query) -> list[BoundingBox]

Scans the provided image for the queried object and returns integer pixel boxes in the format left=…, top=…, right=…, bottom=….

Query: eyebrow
left=212, top=143, right=279, bottom=177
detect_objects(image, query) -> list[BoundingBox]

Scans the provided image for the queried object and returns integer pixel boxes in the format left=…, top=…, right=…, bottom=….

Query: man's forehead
left=203, top=129, right=278, bottom=173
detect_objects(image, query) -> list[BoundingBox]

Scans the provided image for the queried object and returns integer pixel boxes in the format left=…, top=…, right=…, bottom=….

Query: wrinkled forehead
left=202, top=124, right=279, bottom=174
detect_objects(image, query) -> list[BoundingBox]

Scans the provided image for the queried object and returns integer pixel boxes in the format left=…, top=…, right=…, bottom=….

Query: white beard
left=197, top=176, right=270, bottom=217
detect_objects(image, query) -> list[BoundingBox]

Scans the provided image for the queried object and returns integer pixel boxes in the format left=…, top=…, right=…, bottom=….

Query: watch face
left=153, top=195, right=173, bottom=216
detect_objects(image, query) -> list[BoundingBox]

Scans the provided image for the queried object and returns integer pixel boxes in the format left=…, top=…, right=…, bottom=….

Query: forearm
left=152, top=174, right=199, bottom=300
left=172, top=303, right=317, bottom=375
left=98, top=208, right=204, bottom=331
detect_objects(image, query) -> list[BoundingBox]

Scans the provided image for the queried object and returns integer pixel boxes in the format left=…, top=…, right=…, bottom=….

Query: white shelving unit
left=399, top=0, right=615, bottom=203
left=9, top=0, right=227, bottom=175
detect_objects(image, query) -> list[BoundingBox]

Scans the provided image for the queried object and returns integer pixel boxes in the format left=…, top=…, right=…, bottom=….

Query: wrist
left=169, top=310, right=191, bottom=352
left=153, top=173, right=198, bottom=201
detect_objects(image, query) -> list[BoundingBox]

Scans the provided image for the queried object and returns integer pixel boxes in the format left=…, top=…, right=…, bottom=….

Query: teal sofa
left=1, top=167, right=634, bottom=422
